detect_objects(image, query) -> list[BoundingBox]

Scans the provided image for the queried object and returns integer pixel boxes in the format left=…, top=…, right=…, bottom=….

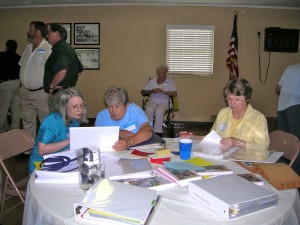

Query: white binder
left=188, top=174, right=278, bottom=220
left=74, top=179, right=160, bottom=224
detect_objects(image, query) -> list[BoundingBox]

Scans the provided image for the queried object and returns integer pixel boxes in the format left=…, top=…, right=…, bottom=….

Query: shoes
left=15, top=153, right=30, bottom=161
left=155, top=132, right=163, bottom=137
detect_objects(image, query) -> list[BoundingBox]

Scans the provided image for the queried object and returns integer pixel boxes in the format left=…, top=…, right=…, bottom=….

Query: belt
left=52, top=86, right=74, bottom=94
left=0, top=78, right=19, bottom=84
left=27, top=87, right=44, bottom=92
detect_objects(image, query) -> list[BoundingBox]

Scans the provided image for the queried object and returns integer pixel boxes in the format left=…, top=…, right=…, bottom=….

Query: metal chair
left=0, top=129, right=34, bottom=222
left=268, top=130, right=300, bottom=167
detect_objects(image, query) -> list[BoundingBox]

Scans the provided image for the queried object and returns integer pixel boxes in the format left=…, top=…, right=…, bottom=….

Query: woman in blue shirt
left=95, top=86, right=152, bottom=151
left=28, top=88, right=88, bottom=174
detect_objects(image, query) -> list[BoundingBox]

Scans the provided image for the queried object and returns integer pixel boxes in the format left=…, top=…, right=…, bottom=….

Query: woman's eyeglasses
left=67, top=104, right=87, bottom=111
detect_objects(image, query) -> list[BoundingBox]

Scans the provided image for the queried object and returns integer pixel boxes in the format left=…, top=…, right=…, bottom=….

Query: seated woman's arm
left=113, top=122, right=153, bottom=151
left=38, top=139, right=70, bottom=155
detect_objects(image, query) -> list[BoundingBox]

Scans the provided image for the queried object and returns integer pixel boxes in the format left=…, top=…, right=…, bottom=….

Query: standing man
left=275, top=63, right=300, bottom=139
left=19, top=21, right=52, bottom=139
left=44, top=23, right=83, bottom=96
left=275, top=63, right=300, bottom=175
left=0, top=40, right=21, bottom=132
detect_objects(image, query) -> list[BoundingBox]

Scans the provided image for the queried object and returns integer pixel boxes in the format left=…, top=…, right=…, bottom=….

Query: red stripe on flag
left=226, top=13, right=239, bottom=80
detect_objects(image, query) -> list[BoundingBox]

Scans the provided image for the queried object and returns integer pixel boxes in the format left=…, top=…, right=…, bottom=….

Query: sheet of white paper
left=70, top=127, right=119, bottom=152
left=193, top=130, right=223, bottom=154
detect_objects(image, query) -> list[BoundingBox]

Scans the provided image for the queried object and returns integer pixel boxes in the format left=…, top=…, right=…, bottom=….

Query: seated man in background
left=95, top=86, right=152, bottom=151
left=181, top=78, right=270, bottom=154
left=141, top=64, right=177, bottom=137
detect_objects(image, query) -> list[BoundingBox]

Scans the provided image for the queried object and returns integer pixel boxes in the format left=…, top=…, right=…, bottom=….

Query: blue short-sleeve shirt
left=94, top=103, right=149, bottom=133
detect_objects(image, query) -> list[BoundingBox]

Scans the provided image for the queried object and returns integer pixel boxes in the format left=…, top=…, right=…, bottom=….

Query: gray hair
left=223, top=78, right=253, bottom=103
left=49, top=23, right=67, bottom=41
left=52, top=88, right=88, bottom=125
left=104, top=86, right=129, bottom=107
left=156, top=64, right=169, bottom=75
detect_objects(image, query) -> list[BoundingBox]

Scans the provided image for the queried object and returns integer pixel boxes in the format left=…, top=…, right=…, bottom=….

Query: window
left=166, top=25, right=215, bottom=76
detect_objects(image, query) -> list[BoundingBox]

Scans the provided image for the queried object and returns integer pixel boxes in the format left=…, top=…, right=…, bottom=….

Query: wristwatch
left=128, top=138, right=133, bottom=147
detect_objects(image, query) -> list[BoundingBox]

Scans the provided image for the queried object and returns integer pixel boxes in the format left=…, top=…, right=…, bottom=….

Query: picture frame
left=74, top=23, right=100, bottom=45
left=75, top=48, right=100, bottom=70
left=46, top=23, right=72, bottom=45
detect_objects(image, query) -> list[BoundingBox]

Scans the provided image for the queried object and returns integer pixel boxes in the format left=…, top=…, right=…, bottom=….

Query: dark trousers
left=277, top=104, right=300, bottom=176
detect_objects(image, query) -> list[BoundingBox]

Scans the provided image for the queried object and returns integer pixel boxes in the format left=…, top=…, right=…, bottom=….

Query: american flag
left=226, top=12, right=239, bottom=80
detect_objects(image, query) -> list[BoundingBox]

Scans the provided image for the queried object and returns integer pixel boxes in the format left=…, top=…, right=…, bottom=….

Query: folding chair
left=0, top=129, right=34, bottom=222
left=268, top=130, right=300, bottom=167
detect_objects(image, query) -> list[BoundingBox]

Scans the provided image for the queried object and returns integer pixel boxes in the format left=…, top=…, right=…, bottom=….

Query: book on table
left=196, top=165, right=233, bottom=176
left=114, top=170, right=176, bottom=190
left=192, top=130, right=239, bottom=160
left=188, top=174, right=278, bottom=220
left=74, top=178, right=160, bottom=225
left=236, top=173, right=264, bottom=186
left=155, top=166, right=201, bottom=187
left=162, top=160, right=233, bottom=177
left=104, top=157, right=155, bottom=180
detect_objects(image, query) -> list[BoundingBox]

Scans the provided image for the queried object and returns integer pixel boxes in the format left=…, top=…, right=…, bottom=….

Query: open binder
left=188, top=174, right=278, bottom=220
left=74, top=179, right=160, bottom=225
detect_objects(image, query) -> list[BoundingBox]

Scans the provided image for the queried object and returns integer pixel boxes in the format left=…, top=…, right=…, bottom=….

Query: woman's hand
left=179, top=131, right=203, bottom=140
left=220, top=137, right=246, bottom=149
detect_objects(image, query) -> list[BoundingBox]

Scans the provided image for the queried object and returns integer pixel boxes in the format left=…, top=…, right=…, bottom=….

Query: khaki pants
left=20, top=86, right=49, bottom=139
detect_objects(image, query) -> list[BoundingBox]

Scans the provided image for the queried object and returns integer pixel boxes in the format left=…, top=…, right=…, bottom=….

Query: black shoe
left=15, top=153, right=30, bottom=161
left=155, top=132, right=163, bottom=137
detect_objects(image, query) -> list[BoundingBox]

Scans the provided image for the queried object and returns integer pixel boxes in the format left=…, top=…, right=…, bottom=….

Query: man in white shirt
left=275, top=63, right=300, bottom=175
left=19, top=21, right=52, bottom=139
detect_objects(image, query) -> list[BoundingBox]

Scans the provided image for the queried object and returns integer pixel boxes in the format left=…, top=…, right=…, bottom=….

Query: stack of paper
left=188, top=174, right=278, bottom=220
left=156, top=166, right=201, bottom=187
left=192, top=130, right=239, bottom=160
left=74, top=179, right=160, bottom=225
left=104, top=157, right=155, bottom=180
left=114, top=171, right=176, bottom=190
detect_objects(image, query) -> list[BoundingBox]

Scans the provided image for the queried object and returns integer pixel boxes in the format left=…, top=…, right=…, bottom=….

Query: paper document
left=192, top=130, right=238, bottom=160
left=70, top=126, right=119, bottom=152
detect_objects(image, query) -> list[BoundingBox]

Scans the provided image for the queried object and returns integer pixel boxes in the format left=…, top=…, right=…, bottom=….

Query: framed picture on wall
left=75, top=48, right=100, bottom=70
left=74, top=23, right=100, bottom=45
left=46, top=23, right=72, bottom=45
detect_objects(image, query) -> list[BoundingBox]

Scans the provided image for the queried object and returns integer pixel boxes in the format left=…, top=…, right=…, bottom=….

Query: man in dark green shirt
left=44, top=23, right=83, bottom=95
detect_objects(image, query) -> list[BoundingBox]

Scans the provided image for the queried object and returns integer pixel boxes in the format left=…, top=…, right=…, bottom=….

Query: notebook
left=70, top=126, right=119, bottom=152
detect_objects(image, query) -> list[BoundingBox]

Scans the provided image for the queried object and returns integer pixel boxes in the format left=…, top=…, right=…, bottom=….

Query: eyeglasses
left=67, top=104, right=87, bottom=111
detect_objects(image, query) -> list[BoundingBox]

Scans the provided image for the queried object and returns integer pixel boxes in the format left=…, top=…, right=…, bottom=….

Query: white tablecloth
left=22, top=138, right=300, bottom=225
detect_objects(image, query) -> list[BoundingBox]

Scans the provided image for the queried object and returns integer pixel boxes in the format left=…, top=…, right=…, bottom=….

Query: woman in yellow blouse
left=181, top=78, right=269, bottom=152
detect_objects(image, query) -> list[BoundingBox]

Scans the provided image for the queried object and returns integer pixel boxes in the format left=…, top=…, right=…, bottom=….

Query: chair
left=0, top=129, right=34, bottom=222
left=268, top=130, right=300, bottom=167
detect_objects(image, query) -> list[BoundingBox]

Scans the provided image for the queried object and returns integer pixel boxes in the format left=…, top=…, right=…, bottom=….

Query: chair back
left=0, top=129, right=34, bottom=160
left=268, top=130, right=300, bottom=167
left=0, top=129, right=34, bottom=221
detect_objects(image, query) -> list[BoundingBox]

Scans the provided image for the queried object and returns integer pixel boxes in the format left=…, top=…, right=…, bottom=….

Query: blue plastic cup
left=179, top=139, right=193, bottom=160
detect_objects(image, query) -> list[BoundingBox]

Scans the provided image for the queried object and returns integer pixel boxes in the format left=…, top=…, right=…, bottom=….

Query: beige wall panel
left=1, top=6, right=299, bottom=121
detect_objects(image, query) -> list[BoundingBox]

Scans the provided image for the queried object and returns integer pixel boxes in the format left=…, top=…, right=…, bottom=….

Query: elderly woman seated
left=141, top=64, right=177, bottom=137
